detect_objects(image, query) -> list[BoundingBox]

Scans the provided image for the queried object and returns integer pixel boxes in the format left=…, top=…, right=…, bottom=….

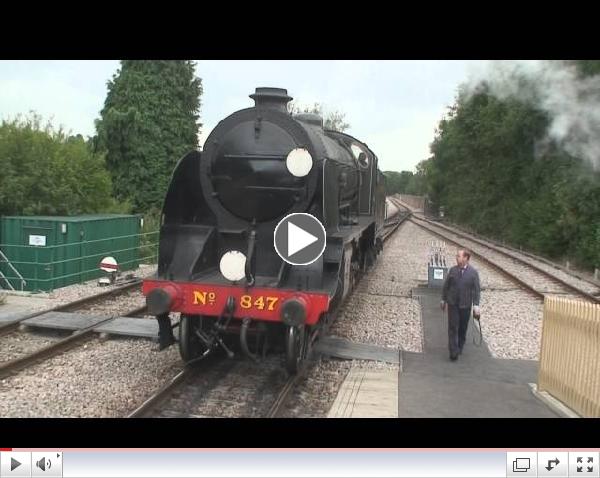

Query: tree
left=0, top=114, right=120, bottom=216
left=383, top=165, right=428, bottom=196
left=94, top=60, right=202, bottom=212
left=422, top=66, right=600, bottom=270
left=288, top=101, right=350, bottom=132
left=383, top=171, right=413, bottom=195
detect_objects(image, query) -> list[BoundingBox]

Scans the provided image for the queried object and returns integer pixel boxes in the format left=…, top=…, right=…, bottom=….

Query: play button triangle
left=288, top=221, right=318, bottom=256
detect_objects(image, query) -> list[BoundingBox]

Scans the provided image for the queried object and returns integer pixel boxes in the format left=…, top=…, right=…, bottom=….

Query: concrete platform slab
left=23, top=311, right=106, bottom=331
left=316, top=336, right=400, bottom=364
left=395, top=286, right=559, bottom=417
left=328, top=367, right=399, bottom=418
left=94, top=317, right=160, bottom=338
left=398, top=372, right=557, bottom=417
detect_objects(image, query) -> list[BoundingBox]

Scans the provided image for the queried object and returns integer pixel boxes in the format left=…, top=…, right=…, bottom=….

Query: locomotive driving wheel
left=179, top=314, right=210, bottom=362
left=285, top=324, right=308, bottom=374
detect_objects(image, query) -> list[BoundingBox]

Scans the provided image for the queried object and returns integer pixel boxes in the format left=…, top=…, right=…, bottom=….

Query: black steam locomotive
left=144, top=87, right=393, bottom=373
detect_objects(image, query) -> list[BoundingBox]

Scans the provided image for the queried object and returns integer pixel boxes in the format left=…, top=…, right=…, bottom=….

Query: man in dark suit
left=441, top=248, right=481, bottom=361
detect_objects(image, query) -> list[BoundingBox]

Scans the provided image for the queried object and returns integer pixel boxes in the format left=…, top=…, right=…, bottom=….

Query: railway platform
left=398, top=286, right=558, bottom=417
left=328, top=286, right=560, bottom=418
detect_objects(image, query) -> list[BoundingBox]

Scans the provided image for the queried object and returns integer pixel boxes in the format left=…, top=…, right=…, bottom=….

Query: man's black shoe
left=450, top=354, right=458, bottom=361
left=458, top=347, right=463, bottom=355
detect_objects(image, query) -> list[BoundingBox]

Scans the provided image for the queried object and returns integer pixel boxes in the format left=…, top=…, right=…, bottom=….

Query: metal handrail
left=0, top=230, right=158, bottom=251
left=0, top=269, right=15, bottom=291
left=0, top=242, right=159, bottom=268
left=0, top=248, right=26, bottom=290
left=0, top=253, right=158, bottom=284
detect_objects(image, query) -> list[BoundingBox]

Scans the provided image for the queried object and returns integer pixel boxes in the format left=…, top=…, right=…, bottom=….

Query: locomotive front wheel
left=179, top=315, right=209, bottom=362
left=285, top=325, right=308, bottom=374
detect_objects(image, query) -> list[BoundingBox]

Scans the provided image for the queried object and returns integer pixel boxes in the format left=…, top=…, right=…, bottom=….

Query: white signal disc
left=99, top=256, right=118, bottom=273
left=286, top=148, right=313, bottom=177
left=219, top=251, right=247, bottom=282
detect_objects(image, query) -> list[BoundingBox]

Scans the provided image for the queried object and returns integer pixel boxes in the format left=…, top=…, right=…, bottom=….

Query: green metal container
left=0, top=214, right=142, bottom=292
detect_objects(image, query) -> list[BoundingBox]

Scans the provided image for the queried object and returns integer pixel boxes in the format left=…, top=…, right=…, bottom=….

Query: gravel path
left=477, top=289, right=544, bottom=360
left=330, top=294, right=422, bottom=352
left=84, top=290, right=145, bottom=315
left=329, top=221, right=427, bottom=353
left=0, top=329, right=69, bottom=363
left=46, top=264, right=155, bottom=305
left=0, top=338, right=181, bottom=417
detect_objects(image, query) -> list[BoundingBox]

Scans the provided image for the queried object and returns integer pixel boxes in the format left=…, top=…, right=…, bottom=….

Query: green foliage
left=0, top=114, right=122, bottom=216
left=574, top=59, right=600, bottom=77
left=139, top=208, right=161, bottom=265
left=94, top=60, right=202, bottom=212
left=288, top=101, right=350, bottom=132
left=423, top=69, right=600, bottom=269
left=383, top=164, right=427, bottom=196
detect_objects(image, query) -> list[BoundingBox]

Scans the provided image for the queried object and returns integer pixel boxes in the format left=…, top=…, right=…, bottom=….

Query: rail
left=538, top=296, right=600, bottom=417
left=0, top=304, right=147, bottom=380
left=0, top=279, right=143, bottom=337
left=419, top=213, right=600, bottom=290
left=410, top=215, right=600, bottom=304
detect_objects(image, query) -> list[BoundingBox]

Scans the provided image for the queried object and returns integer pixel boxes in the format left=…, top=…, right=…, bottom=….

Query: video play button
left=1, top=452, right=31, bottom=477
left=274, top=213, right=326, bottom=265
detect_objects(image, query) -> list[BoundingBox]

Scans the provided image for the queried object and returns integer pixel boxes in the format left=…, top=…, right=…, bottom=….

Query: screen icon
left=507, top=452, right=537, bottom=477
left=514, top=458, right=531, bottom=472
left=570, top=452, right=600, bottom=477
left=538, top=452, right=568, bottom=477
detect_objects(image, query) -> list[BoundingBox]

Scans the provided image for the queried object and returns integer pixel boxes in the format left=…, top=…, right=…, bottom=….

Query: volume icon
left=36, top=457, right=51, bottom=471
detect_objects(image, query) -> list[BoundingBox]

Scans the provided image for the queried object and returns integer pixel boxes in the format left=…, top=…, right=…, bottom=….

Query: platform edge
left=528, top=383, right=580, bottom=418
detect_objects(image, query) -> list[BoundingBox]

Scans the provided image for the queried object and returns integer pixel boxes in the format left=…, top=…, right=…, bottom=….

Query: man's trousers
left=448, top=305, right=471, bottom=357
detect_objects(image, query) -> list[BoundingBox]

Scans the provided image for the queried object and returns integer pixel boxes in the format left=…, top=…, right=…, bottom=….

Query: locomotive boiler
left=143, top=87, right=390, bottom=373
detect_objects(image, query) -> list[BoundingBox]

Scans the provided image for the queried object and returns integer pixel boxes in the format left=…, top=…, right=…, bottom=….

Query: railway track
left=424, top=214, right=600, bottom=290
left=0, top=282, right=147, bottom=380
left=0, top=279, right=143, bottom=337
left=406, top=212, right=600, bottom=304
left=127, top=207, right=411, bottom=418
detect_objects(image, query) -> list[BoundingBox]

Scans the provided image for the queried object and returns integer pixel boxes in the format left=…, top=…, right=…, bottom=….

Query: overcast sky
left=0, top=60, right=485, bottom=172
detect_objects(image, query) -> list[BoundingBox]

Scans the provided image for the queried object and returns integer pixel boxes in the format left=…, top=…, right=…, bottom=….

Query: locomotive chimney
left=250, top=87, right=292, bottom=112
